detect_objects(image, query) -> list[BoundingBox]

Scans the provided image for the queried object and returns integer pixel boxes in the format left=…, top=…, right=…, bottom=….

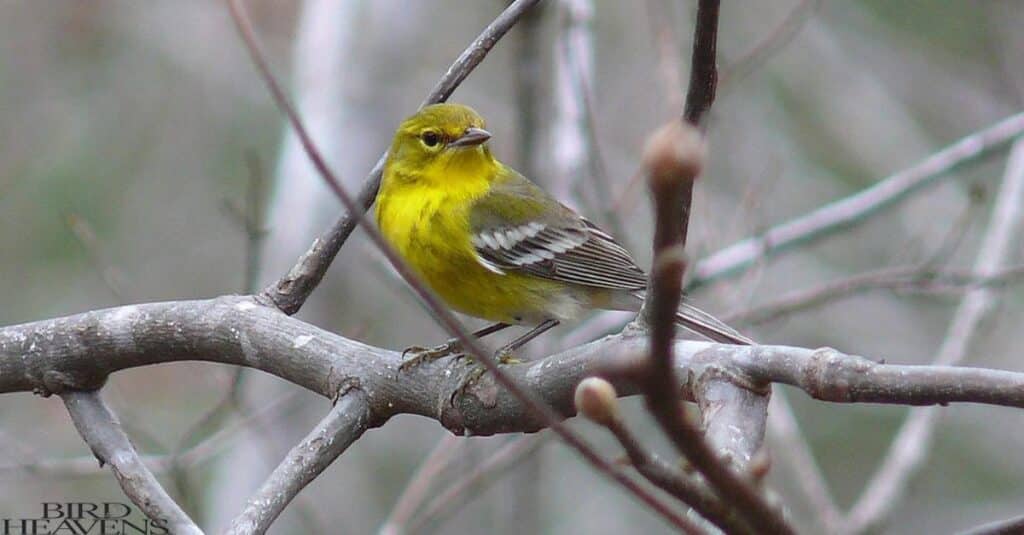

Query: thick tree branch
left=6, top=298, right=1024, bottom=428
left=693, top=373, right=768, bottom=468
left=61, top=390, right=202, bottom=535
left=6, top=298, right=1024, bottom=421
left=3, top=291, right=1023, bottom=530
left=689, top=111, right=1024, bottom=290
left=226, top=391, right=371, bottom=535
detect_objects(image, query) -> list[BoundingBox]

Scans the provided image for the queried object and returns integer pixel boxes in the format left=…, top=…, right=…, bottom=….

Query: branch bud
left=574, top=377, right=620, bottom=427
left=642, top=120, right=707, bottom=194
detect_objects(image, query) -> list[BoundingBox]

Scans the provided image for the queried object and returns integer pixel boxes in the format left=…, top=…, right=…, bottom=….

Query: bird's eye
left=421, top=131, right=440, bottom=147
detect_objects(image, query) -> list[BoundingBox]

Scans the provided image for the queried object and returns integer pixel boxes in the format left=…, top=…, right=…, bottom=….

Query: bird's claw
left=399, top=339, right=463, bottom=372
left=449, top=349, right=523, bottom=403
left=496, top=349, right=522, bottom=365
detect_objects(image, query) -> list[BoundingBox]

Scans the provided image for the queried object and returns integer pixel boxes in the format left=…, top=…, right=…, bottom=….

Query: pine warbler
left=376, top=103, right=750, bottom=353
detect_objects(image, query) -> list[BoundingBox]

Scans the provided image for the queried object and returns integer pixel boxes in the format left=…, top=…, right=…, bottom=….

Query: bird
left=376, top=103, right=750, bottom=364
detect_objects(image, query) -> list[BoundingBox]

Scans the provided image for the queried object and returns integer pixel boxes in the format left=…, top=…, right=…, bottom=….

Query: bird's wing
left=469, top=169, right=753, bottom=346
left=468, top=169, right=646, bottom=290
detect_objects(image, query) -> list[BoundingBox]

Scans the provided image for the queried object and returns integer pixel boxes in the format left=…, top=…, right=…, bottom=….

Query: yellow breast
left=376, top=180, right=579, bottom=324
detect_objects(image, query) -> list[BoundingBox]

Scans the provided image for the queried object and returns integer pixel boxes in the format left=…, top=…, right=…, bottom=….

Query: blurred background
left=2, top=1, right=1023, bottom=533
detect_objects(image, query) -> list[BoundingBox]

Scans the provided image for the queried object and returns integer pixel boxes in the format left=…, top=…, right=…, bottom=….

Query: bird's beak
left=449, top=127, right=491, bottom=148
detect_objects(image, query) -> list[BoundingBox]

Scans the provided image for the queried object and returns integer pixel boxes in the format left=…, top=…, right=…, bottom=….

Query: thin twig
left=242, top=150, right=268, bottom=295
left=958, top=513, right=1024, bottom=535
left=61, top=390, right=202, bottom=535
left=226, top=392, right=371, bottom=535
left=723, top=263, right=1024, bottom=326
left=640, top=2, right=794, bottom=531
left=553, top=0, right=622, bottom=236
left=6, top=390, right=306, bottom=480
left=600, top=407, right=755, bottom=534
left=225, top=1, right=694, bottom=529
left=682, top=0, right=720, bottom=129
left=767, top=390, right=843, bottom=533
left=64, top=213, right=129, bottom=302
left=406, top=435, right=552, bottom=534
left=689, top=112, right=1024, bottom=290
left=842, top=138, right=1024, bottom=535
left=645, top=0, right=685, bottom=113
left=379, top=435, right=462, bottom=534
left=719, top=0, right=822, bottom=92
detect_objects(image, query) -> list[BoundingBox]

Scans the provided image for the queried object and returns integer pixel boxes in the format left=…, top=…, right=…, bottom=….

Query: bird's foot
left=399, top=339, right=463, bottom=372
left=450, top=349, right=523, bottom=403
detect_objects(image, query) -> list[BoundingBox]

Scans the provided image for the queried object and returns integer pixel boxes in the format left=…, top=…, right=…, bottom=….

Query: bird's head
left=385, top=103, right=496, bottom=184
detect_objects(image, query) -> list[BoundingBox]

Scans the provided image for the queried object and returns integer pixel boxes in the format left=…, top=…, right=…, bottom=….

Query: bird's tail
left=628, top=292, right=753, bottom=345
left=675, top=301, right=753, bottom=345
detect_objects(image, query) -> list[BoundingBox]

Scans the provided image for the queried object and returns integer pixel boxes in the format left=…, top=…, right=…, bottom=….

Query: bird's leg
left=452, top=319, right=561, bottom=402
left=400, top=322, right=510, bottom=371
left=494, top=319, right=560, bottom=363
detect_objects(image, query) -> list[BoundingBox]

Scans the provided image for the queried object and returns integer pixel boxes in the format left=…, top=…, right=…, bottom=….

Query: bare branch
left=3, top=292, right=1024, bottom=529
left=724, top=263, right=1024, bottom=326
left=61, top=390, right=202, bottom=535
left=679, top=370, right=790, bottom=534
left=8, top=296, right=1024, bottom=528
left=682, top=0, right=720, bottom=129
left=64, top=213, right=130, bottom=302
left=693, top=372, right=768, bottom=468
left=637, top=3, right=794, bottom=528
left=575, top=378, right=753, bottom=534
left=554, top=0, right=621, bottom=236
left=404, top=435, right=551, bottom=534
left=6, top=298, right=1024, bottom=416
left=644, top=0, right=685, bottom=113
left=6, top=390, right=305, bottom=480
left=842, top=138, right=1024, bottom=534
left=959, top=513, right=1024, bottom=535
left=690, top=112, right=1024, bottom=290
left=639, top=121, right=788, bottom=533
left=719, top=0, right=822, bottom=91
left=242, top=151, right=268, bottom=295
left=254, top=0, right=546, bottom=315
left=379, top=435, right=462, bottom=534
left=226, top=391, right=371, bottom=535
left=766, top=392, right=843, bottom=533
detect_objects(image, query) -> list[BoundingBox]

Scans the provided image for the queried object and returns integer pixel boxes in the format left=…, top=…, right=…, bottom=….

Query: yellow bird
left=376, top=103, right=750, bottom=359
